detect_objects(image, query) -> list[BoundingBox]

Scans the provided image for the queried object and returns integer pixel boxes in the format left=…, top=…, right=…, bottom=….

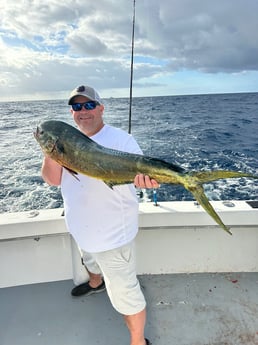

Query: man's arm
left=41, top=156, right=62, bottom=186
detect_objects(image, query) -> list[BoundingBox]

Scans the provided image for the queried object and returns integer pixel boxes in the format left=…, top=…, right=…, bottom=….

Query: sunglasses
left=71, top=101, right=99, bottom=111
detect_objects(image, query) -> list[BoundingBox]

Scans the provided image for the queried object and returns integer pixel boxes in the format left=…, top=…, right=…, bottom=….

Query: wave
left=0, top=92, right=257, bottom=213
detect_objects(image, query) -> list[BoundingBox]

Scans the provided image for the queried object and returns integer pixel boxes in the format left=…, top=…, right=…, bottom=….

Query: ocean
left=0, top=92, right=257, bottom=214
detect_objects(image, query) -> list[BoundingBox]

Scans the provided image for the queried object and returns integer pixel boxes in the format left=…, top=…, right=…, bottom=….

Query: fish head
left=34, top=121, right=63, bottom=157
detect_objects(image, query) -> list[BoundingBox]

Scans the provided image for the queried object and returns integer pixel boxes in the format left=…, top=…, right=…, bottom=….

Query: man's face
left=70, top=95, right=104, bottom=136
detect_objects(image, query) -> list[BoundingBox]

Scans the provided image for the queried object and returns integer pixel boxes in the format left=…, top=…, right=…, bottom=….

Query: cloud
left=0, top=0, right=258, bottom=100
left=136, top=0, right=258, bottom=72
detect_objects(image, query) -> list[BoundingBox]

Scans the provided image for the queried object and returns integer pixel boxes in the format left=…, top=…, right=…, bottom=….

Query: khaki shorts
left=81, top=241, right=146, bottom=315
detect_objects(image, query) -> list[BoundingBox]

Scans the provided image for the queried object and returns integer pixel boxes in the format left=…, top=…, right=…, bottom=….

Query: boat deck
left=1, top=272, right=258, bottom=345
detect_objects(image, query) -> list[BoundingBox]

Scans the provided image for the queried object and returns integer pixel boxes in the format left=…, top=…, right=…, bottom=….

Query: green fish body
left=34, top=120, right=258, bottom=235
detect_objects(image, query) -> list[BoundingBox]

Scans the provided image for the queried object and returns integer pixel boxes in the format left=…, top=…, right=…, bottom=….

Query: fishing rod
left=128, top=0, right=136, bottom=134
left=128, top=1, right=159, bottom=206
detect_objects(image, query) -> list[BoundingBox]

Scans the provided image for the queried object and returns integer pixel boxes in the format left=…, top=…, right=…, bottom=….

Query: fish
left=34, top=120, right=258, bottom=235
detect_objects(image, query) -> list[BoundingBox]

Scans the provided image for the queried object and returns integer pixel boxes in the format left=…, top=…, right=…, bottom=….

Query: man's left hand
left=134, top=174, right=160, bottom=189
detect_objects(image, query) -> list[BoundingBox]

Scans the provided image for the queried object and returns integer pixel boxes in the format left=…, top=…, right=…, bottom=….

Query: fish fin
left=146, top=156, right=185, bottom=173
left=103, top=180, right=132, bottom=189
left=190, top=170, right=258, bottom=183
left=104, top=181, right=114, bottom=189
left=64, top=167, right=80, bottom=181
left=188, top=183, right=232, bottom=235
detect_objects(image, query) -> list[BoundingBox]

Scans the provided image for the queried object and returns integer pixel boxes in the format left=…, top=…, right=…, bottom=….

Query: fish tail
left=189, top=170, right=258, bottom=183
left=182, top=169, right=258, bottom=234
left=186, top=181, right=232, bottom=235
left=178, top=170, right=251, bottom=234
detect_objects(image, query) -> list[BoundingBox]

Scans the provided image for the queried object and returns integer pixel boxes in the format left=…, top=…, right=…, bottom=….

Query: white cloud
left=0, top=0, right=258, bottom=100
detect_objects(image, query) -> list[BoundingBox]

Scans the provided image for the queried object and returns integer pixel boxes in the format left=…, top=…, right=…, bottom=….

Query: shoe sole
left=72, top=286, right=106, bottom=297
left=83, top=287, right=106, bottom=296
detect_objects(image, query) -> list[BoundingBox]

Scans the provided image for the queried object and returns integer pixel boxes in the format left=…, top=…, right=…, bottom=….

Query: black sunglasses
left=71, top=101, right=99, bottom=111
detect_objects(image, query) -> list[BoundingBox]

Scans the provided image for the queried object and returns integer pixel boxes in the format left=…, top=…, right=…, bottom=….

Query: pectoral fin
left=64, top=167, right=80, bottom=181
left=103, top=180, right=133, bottom=189
left=104, top=181, right=114, bottom=189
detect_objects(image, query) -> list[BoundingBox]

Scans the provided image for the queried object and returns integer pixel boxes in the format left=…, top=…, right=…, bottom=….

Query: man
left=41, top=85, right=159, bottom=345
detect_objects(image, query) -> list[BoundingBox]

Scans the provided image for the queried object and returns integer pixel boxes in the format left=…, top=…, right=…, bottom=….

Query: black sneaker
left=145, top=339, right=152, bottom=345
left=71, top=280, right=106, bottom=297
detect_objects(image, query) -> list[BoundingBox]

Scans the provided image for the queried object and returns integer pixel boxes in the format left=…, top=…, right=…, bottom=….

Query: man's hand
left=134, top=174, right=160, bottom=189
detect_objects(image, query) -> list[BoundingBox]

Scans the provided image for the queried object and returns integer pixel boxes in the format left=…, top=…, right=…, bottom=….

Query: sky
left=0, top=0, right=258, bottom=101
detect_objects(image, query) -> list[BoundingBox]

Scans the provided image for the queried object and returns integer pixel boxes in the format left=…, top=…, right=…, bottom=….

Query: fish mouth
left=33, top=126, right=39, bottom=139
left=33, top=125, right=46, bottom=140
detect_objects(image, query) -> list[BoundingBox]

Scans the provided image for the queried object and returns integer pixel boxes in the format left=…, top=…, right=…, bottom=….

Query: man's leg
left=71, top=250, right=105, bottom=296
left=87, top=270, right=103, bottom=287
left=92, top=242, right=148, bottom=345
left=82, top=249, right=104, bottom=286
left=124, top=308, right=147, bottom=345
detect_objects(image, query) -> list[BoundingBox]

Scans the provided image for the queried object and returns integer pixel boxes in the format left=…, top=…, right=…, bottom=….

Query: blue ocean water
left=0, top=92, right=257, bottom=214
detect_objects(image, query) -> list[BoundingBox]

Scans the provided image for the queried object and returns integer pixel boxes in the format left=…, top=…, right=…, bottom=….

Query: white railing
left=0, top=201, right=257, bottom=288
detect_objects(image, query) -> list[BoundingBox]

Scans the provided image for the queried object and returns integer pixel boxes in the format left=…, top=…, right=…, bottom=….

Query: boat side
left=0, top=200, right=257, bottom=288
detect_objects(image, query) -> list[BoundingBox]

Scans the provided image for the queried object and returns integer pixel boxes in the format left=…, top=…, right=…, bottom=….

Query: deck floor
left=1, top=273, right=258, bottom=345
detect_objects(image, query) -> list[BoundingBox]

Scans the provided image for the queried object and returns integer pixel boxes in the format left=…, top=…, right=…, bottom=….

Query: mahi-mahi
left=34, top=120, right=258, bottom=235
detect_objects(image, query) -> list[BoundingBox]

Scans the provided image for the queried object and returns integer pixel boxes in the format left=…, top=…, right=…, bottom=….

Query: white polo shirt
left=61, top=124, right=142, bottom=253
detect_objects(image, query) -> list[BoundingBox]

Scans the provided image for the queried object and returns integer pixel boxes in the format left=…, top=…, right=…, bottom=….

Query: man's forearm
left=41, top=156, right=62, bottom=186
